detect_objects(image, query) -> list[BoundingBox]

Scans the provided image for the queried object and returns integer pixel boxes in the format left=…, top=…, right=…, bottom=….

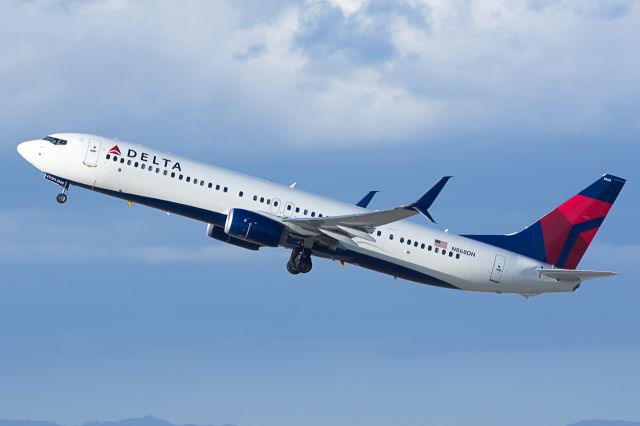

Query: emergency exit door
left=490, top=254, right=506, bottom=283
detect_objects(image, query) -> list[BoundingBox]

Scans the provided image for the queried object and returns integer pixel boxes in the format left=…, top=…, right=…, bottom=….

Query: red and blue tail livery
left=467, top=174, right=625, bottom=269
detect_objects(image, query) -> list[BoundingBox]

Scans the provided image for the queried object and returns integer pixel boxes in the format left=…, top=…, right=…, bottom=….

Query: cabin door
left=84, top=139, right=102, bottom=167
left=490, top=254, right=506, bottom=283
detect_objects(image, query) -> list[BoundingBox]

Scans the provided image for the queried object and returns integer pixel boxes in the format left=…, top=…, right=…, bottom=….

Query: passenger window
left=186, top=176, right=191, bottom=182
left=208, top=183, right=212, bottom=188
left=142, top=164, right=147, bottom=170
left=127, top=160, right=132, bottom=166
left=295, top=207, right=300, bottom=213
left=311, top=212, right=315, bottom=217
left=421, top=243, right=425, bottom=249
left=171, top=172, right=175, bottom=178
left=389, top=234, right=394, bottom=240
left=377, top=231, right=382, bottom=236
left=267, top=199, right=271, bottom=205
left=113, top=156, right=118, bottom=162
left=400, top=237, right=405, bottom=243
left=274, top=201, right=278, bottom=206
left=163, top=170, right=168, bottom=176
left=287, top=205, right=292, bottom=211
left=194, top=179, right=198, bottom=184
left=106, top=154, right=111, bottom=160
left=414, top=241, right=418, bottom=247
left=216, top=185, right=220, bottom=190
left=442, top=250, right=446, bottom=256
left=304, top=209, right=308, bottom=215
left=135, top=162, right=139, bottom=167
left=456, top=253, right=460, bottom=259
left=428, top=245, right=432, bottom=251
left=224, top=187, right=228, bottom=192
left=319, top=213, right=323, bottom=217
left=200, top=181, right=204, bottom=186
left=179, top=175, right=183, bottom=180
left=239, top=191, right=244, bottom=197
left=260, top=197, right=264, bottom=203
left=449, top=252, right=453, bottom=257
left=253, top=195, right=258, bottom=201
left=121, top=158, right=125, bottom=164
left=407, top=239, right=411, bottom=245
left=435, top=247, right=439, bottom=253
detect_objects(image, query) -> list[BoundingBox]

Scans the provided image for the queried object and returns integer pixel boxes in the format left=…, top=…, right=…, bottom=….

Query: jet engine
left=224, top=208, right=284, bottom=247
left=206, top=224, right=261, bottom=251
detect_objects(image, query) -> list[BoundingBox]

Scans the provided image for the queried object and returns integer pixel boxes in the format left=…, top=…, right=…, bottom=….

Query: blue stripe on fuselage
left=71, top=181, right=459, bottom=290
left=73, top=181, right=228, bottom=226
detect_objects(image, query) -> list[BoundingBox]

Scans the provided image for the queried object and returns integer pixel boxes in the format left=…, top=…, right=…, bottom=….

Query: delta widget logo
left=108, top=145, right=121, bottom=156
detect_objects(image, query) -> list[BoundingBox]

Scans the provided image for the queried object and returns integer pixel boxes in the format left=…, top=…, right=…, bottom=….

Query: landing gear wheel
left=56, top=182, right=69, bottom=204
left=287, top=261, right=299, bottom=275
left=287, top=248, right=313, bottom=274
left=296, top=257, right=312, bottom=274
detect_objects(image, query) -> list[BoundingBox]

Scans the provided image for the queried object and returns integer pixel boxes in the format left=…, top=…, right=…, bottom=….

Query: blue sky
left=1, top=1, right=639, bottom=426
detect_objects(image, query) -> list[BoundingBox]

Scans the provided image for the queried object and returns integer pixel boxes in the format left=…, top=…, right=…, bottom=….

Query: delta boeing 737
left=17, top=134, right=626, bottom=297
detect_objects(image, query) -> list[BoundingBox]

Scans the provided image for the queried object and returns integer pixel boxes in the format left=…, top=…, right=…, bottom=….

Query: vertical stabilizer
left=465, top=174, right=626, bottom=269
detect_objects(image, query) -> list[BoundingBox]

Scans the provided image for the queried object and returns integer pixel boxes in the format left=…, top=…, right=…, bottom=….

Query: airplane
left=17, top=133, right=626, bottom=297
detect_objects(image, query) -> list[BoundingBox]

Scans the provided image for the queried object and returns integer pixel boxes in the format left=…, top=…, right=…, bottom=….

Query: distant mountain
left=0, top=416, right=234, bottom=426
left=569, top=421, right=640, bottom=426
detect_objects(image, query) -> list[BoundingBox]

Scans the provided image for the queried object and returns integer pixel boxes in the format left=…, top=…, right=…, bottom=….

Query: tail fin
left=465, top=174, right=626, bottom=269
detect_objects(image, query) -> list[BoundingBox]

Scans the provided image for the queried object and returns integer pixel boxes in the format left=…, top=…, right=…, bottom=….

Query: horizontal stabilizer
left=537, top=268, right=617, bottom=282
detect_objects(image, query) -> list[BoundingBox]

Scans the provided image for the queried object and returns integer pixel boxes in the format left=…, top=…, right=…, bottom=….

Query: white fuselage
left=17, top=133, right=577, bottom=296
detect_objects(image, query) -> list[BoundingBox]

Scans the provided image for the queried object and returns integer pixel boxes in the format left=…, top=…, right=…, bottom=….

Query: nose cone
left=17, top=142, right=28, bottom=159
left=17, top=140, right=38, bottom=164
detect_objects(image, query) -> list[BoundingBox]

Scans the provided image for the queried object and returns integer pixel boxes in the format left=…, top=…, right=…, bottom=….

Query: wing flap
left=284, top=206, right=417, bottom=233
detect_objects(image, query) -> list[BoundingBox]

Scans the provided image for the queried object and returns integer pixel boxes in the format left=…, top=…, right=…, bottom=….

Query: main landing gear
left=287, top=248, right=313, bottom=275
left=56, top=183, right=69, bottom=204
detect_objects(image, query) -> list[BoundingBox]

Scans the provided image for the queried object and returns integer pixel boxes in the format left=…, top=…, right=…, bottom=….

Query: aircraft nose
left=17, top=141, right=29, bottom=160
left=17, top=140, right=38, bottom=164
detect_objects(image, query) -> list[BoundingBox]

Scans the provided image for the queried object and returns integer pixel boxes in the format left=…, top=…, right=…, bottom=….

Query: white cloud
left=1, top=0, right=638, bottom=153
left=328, top=0, right=370, bottom=17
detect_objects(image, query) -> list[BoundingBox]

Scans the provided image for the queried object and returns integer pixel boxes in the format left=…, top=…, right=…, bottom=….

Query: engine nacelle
left=207, top=224, right=261, bottom=251
left=224, top=208, right=284, bottom=247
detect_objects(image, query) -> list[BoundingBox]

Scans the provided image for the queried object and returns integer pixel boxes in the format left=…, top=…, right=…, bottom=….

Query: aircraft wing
left=281, top=177, right=452, bottom=242
left=537, top=268, right=617, bottom=282
left=284, top=206, right=417, bottom=233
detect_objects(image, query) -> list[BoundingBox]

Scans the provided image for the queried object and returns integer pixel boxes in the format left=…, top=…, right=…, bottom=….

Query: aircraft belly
left=313, top=242, right=461, bottom=289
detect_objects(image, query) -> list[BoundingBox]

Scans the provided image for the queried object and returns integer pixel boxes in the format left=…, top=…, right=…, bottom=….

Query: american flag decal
left=435, top=239, right=448, bottom=249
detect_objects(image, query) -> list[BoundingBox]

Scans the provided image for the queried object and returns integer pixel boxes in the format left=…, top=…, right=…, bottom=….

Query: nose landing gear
left=287, top=248, right=313, bottom=275
left=56, top=183, right=69, bottom=204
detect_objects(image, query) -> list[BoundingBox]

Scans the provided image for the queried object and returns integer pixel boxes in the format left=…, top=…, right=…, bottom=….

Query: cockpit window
left=43, top=136, right=67, bottom=145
